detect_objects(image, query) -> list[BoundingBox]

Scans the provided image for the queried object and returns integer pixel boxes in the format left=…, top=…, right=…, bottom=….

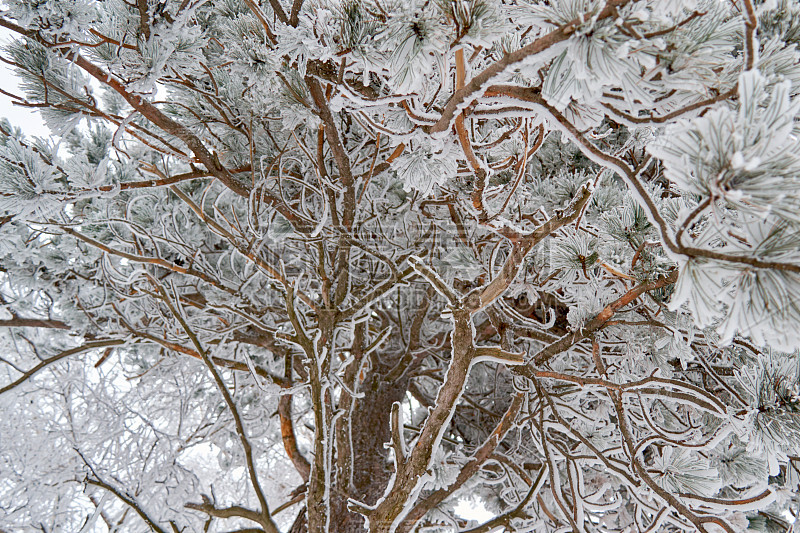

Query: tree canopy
left=1, top=0, right=799, bottom=532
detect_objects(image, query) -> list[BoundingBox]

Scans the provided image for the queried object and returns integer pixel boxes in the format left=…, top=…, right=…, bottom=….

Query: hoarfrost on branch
left=0, top=0, right=799, bottom=532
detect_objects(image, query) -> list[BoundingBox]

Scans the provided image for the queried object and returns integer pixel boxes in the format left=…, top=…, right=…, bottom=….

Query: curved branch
left=85, top=477, right=168, bottom=533
left=601, top=88, right=736, bottom=126
left=465, top=183, right=593, bottom=314
left=427, top=0, right=636, bottom=134
left=1, top=339, right=125, bottom=396
left=460, top=466, right=548, bottom=533
left=278, top=353, right=311, bottom=482
left=152, top=279, right=280, bottom=533
left=516, top=270, right=677, bottom=368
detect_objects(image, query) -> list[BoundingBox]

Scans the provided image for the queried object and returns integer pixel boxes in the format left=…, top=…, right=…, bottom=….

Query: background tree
left=1, top=0, right=799, bottom=532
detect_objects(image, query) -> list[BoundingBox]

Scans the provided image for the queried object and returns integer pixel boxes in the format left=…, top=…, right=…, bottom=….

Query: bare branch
left=185, top=496, right=265, bottom=526
left=0, top=318, right=69, bottom=329
left=1, top=339, right=125, bottom=396
left=85, top=477, right=168, bottom=533
left=151, top=278, right=280, bottom=533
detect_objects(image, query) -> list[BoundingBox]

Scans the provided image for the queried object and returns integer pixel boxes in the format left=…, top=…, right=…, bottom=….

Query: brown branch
left=453, top=48, right=488, bottom=217
left=741, top=0, right=757, bottom=71
left=602, top=88, right=736, bottom=125
left=427, top=0, right=636, bottom=134
left=61, top=226, right=240, bottom=297
left=70, top=53, right=249, bottom=197
left=368, top=308, right=477, bottom=528
left=398, top=393, right=524, bottom=533
left=390, top=401, right=408, bottom=471
left=289, top=0, right=304, bottom=26
left=242, top=0, right=278, bottom=43
left=278, top=352, right=311, bottom=482
left=357, top=133, right=382, bottom=203
left=88, top=28, right=139, bottom=51
left=465, top=183, right=593, bottom=314
left=532, top=370, right=727, bottom=414
left=1, top=339, right=125, bottom=396
left=281, top=281, right=328, bottom=533
left=306, top=77, right=357, bottom=310
left=642, top=10, right=705, bottom=38
left=408, top=256, right=460, bottom=306
left=677, top=489, right=773, bottom=508
left=136, top=0, right=150, bottom=40
left=0, top=318, right=69, bottom=329
left=116, top=169, right=212, bottom=191
left=126, top=327, right=289, bottom=387
left=674, top=246, right=800, bottom=274
left=185, top=496, right=265, bottom=526
left=519, top=270, right=678, bottom=367
left=333, top=321, right=365, bottom=492
left=266, top=0, right=289, bottom=24
left=152, top=280, right=280, bottom=533
left=306, top=79, right=354, bottom=188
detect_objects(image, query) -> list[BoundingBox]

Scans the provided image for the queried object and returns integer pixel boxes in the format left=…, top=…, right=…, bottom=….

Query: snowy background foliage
left=0, top=0, right=799, bottom=532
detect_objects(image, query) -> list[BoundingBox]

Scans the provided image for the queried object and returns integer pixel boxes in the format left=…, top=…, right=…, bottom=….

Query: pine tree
left=0, top=0, right=799, bottom=531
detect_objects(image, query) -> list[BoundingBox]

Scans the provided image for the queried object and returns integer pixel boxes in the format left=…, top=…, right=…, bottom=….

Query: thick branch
left=465, top=183, right=592, bottom=313
left=136, top=0, right=150, bottom=40
left=398, top=393, right=524, bottom=533
left=278, top=356, right=311, bottom=481
left=185, top=497, right=265, bottom=526
left=368, top=308, right=475, bottom=530
left=453, top=48, right=488, bottom=216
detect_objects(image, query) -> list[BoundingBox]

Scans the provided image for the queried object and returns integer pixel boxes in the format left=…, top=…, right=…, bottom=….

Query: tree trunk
left=324, top=372, right=410, bottom=533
